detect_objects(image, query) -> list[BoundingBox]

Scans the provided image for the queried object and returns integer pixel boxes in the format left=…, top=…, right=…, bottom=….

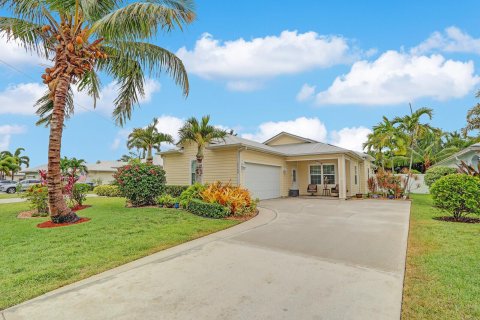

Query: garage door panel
left=244, top=163, right=281, bottom=200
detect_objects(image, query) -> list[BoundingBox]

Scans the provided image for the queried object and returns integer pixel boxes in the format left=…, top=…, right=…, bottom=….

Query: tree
left=1, top=148, right=30, bottom=180
left=464, top=103, right=480, bottom=135
left=410, top=130, right=458, bottom=170
left=60, top=157, right=88, bottom=178
left=178, top=115, right=227, bottom=183
left=127, top=118, right=173, bottom=164
left=0, top=154, right=18, bottom=180
left=0, top=0, right=194, bottom=223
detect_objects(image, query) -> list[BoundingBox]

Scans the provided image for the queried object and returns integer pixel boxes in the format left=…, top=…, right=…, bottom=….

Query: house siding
left=163, top=142, right=238, bottom=186
left=265, top=135, right=309, bottom=146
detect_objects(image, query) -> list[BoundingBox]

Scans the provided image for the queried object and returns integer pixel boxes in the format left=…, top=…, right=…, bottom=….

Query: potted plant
left=356, top=193, right=363, bottom=199
left=387, top=189, right=395, bottom=199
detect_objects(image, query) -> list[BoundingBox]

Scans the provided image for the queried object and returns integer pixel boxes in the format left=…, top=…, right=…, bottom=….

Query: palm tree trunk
left=48, top=73, right=79, bottom=224
left=196, top=146, right=203, bottom=184
left=146, top=146, right=153, bottom=164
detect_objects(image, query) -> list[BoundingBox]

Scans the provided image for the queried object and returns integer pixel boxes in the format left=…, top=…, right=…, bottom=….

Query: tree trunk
left=11, top=170, right=14, bottom=181
left=195, top=146, right=203, bottom=184
left=146, top=146, right=153, bottom=164
left=48, top=73, right=79, bottom=224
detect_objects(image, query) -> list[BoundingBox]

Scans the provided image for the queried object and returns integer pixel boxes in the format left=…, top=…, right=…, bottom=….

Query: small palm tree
left=178, top=115, right=227, bottom=183
left=127, top=118, right=174, bottom=164
left=61, top=157, right=88, bottom=177
left=0, top=0, right=194, bottom=223
left=464, top=103, right=480, bottom=135
left=1, top=148, right=30, bottom=180
left=0, top=154, right=19, bottom=180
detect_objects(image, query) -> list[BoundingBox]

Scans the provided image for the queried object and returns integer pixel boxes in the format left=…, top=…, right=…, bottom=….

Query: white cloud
left=329, top=126, right=371, bottom=152
left=0, top=124, right=27, bottom=150
left=154, top=115, right=186, bottom=145
left=0, top=34, right=47, bottom=67
left=315, top=51, right=479, bottom=105
left=110, top=129, right=130, bottom=150
left=296, top=84, right=316, bottom=102
left=411, top=26, right=480, bottom=55
left=0, top=83, right=45, bottom=115
left=241, top=117, right=328, bottom=143
left=226, top=80, right=263, bottom=92
left=177, top=31, right=356, bottom=90
left=0, top=79, right=161, bottom=116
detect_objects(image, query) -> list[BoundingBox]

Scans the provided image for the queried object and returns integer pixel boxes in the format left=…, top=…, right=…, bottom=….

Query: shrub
left=71, top=183, right=90, bottom=206
left=164, top=185, right=189, bottom=197
left=430, top=174, right=480, bottom=220
left=21, top=185, right=48, bottom=216
left=187, top=199, right=230, bottom=218
left=201, top=181, right=256, bottom=215
left=93, top=185, right=122, bottom=197
left=157, top=194, right=178, bottom=208
left=179, top=183, right=206, bottom=208
left=114, top=163, right=166, bottom=207
left=375, top=169, right=403, bottom=198
left=425, top=166, right=457, bottom=187
left=367, top=177, right=377, bottom=193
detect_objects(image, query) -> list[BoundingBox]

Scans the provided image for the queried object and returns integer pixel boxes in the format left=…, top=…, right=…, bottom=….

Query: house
left=160, top=132, right=375, bottom=200
left=21, top=160, right=128, bottom=184
left=434, top=143, right=480, bottom=168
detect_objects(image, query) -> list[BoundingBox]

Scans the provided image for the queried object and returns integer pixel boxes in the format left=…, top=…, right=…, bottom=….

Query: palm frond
left=0, top=17, right=51, bottom=58
left=35, top=89, right=74, bottom=126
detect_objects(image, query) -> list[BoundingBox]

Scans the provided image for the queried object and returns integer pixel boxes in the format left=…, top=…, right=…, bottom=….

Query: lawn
left=402, top=194, right=480, bottom=319
left=0, top=197, right=238, bottom=310
left=0, top=192, right=23, bottom=199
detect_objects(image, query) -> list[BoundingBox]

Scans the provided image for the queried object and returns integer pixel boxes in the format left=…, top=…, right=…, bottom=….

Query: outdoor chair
left=331, top=184, right=339, bottom=197
left=307, top=184, right=318, bottom=196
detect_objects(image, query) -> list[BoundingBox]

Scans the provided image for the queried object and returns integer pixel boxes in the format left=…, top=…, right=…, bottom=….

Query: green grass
left=0, top=197, right=238, bottom=310
left=0, top=192, right=23, bottom=199
left=402, top=194, right=480, bottom=319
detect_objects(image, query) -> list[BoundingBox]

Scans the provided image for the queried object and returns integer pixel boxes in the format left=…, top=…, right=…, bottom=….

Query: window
left=310, top=164, right=336, bottom=185
left=292, top=169, right=297, bottom=183
left=190, top=160, right=197, bottom=185
left=322, top=164, right=336, bottom=185
left=354, top=166, right=358, bottom=185
left=309, top=165, right=322, bottom=184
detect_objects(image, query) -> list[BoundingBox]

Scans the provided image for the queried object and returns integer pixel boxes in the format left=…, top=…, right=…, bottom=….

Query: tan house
left=160, top=132, right=374, bottom=200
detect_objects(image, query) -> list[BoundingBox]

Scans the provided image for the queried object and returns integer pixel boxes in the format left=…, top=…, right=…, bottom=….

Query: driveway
left=3, top=198, right=411, bottom=320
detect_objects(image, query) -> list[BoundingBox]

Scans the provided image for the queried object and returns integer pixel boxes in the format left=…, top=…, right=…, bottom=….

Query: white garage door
left=244, top=163, right=281, bottom=200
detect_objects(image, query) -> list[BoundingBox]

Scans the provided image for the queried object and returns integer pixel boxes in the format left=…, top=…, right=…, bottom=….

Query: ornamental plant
left=114, top=163, right=166, bottom=206
left=93, top=185, right=122, bottom=197
left=22, top=184, right=49, bottom=217
left=424, top=166, right=457, bottom=187
left=178, top=183, right=206, bottom=208
left=430, top=174, right=480, bottom=220
left=71, top=183, right=90, bottom=207
left=201, top=181, right=256, bottom=215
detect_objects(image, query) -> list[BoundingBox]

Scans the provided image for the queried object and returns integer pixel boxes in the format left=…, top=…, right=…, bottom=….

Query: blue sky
left=1, top=0, right=480, bottom=167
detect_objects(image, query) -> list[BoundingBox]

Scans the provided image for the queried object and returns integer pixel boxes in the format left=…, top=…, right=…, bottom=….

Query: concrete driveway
left=3, top=198, right=411, bottom=320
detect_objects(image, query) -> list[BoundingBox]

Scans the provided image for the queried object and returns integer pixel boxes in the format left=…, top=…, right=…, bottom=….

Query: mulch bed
left=36, top=205, right=92, bottom=229
left=434, top=216, right=480, bottom=224
left=226, top=210, right=259, bottom=222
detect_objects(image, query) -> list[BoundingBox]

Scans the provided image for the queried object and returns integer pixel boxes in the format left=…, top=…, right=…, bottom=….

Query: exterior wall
left=438, top=150, right=480, bottom=168
left=87, top=171, right=116, bottom=184
left=265, top=135, right=309, bottom=146
left=296, top=159, right=339, bottom=196
left=239, top=149, right=289, bottom=196
left=162, top=142, right=238, bottom=186
left=346, top=157, right=361, bottom=196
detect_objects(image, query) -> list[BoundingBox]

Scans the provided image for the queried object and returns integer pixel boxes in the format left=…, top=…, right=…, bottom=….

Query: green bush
left=114, top=163, right=166, bottom=206
left=21, top=184, right=48, bottom=216
left=93, top=185, right=123, bottom=197
left=164, top=185, right=189, bottom=197
left=157, top=194, right=178, bottom=208
left=425, top=166, right=457, bottom=187
left=187, top=199, right=230, bottom=218
left=179, top=183, right=206, bottom=208
left=430, top=174, right=480, bottom=220
left=71, top=183, right=90, bottom=206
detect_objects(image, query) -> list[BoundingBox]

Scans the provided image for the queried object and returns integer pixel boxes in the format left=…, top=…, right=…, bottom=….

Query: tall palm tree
left=178, top=115, right=227, bottom=183
left=1, top=148, right=30, bottom=180
left=464, top=103, right=480, bottom=135
left=127, top=118, right=174, bottom=164
left=0, top=0, right=194, bottom=223
left=411, top=130, right=459, bottom=170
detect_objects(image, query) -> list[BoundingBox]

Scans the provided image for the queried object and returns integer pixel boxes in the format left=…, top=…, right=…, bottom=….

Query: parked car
left=0, top=179, right=42, bottom=194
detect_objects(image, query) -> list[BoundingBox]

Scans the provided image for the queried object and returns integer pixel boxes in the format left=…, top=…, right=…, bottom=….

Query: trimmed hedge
left=164, top=185, right=189, bottom=197
left=93, top=185, right=123, bottom=197
left=425, top=166, right=457, bottom=187
left=187, top=199, right=230, bottom=219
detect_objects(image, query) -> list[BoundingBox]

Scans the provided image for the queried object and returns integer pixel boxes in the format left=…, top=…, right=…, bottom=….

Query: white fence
left=396, top=173, right=429, bottom=194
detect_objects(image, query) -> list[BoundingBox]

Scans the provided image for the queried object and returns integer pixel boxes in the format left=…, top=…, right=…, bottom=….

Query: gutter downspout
left=237, top=147, right=246, bottom=186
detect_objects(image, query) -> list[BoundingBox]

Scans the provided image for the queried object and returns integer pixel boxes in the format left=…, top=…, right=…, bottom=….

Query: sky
left=1, top=0, right=480, bottom=167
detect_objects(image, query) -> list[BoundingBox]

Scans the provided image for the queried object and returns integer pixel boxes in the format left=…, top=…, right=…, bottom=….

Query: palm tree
left=1, top=148, right=30, bottom=180
left=178, top=115, right=227, bottom=183
left=127, top=118, right=173, bottom=164
left=464, top=103, right=480, bottom=135
left=61, top=157, right=88, bottom=177
left=411, top=130, right=459, bottom=170
left=0, top=154, right=18, bottom=180
left=0, top=1, right=194, bottom=223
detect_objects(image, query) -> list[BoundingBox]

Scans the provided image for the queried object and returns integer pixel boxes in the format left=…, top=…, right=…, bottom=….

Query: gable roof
left=435, top=143, right=480, bottom=166
left=263, top=132, right=318, bottom=145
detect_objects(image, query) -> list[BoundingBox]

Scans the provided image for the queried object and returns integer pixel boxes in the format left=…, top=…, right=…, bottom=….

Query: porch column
left=338, top=155, right=347, bottom=200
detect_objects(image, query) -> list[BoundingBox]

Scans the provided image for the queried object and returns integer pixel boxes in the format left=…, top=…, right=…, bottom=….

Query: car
left=0, top=179, right=42, bottom=194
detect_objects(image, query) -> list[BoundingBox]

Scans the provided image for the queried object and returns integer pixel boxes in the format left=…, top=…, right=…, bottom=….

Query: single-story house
left=160, top=132, right=375, bottom=200
left=434, top=142, right=480, bottom=168
left=21, top=160, right=128, bottom=184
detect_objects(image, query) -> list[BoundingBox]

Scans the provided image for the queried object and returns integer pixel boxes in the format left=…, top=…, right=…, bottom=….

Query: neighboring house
left=160, top=132, right=374, bottom=200
left=21, top=160, right=128, bottom=184
left=434, top=143, right=480, bottom=168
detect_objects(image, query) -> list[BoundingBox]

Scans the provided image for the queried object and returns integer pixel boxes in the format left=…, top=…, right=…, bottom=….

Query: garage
left=244, top=162, right=281, bottom=200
